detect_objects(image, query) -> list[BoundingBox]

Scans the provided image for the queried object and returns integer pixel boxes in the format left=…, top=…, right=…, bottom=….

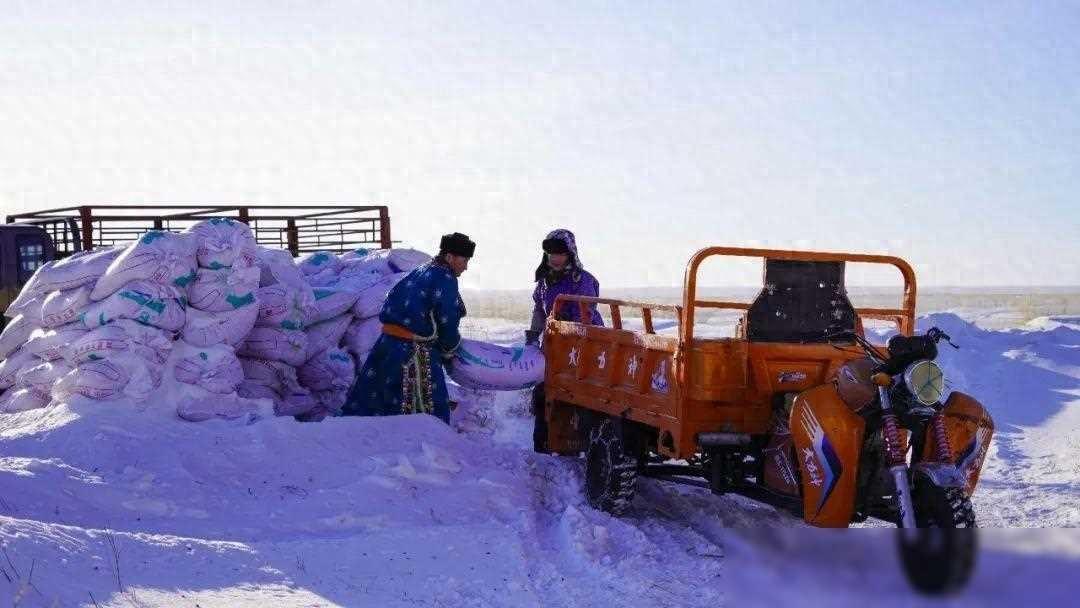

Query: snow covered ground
left=1, top=313, right=1078, bottom=606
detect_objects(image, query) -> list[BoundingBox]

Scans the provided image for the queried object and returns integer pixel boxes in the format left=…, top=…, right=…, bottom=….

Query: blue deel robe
left=341, top=261, right=465, bottom=423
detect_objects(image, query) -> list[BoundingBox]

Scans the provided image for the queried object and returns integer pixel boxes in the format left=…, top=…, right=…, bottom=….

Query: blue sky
left=1, top=1, right=1077, bottom=288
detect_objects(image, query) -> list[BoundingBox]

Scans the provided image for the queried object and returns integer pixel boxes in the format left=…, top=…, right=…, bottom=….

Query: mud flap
left=791, top=385, right=866, bottom=527
left=911, top=462, right=967, bottom=489
left=763, top=396, right=800, bottom=496
left=921, top=392, right=994, bottom=496
left=545, top=400, right=587, bottom=455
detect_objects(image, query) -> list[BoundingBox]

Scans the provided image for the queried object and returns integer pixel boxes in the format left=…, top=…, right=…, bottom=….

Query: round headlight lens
left=903, top=359, right=945, bottom=405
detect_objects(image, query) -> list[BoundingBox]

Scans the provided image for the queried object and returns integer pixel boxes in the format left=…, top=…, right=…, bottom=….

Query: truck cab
left=0, top=224, right=56, bottom=323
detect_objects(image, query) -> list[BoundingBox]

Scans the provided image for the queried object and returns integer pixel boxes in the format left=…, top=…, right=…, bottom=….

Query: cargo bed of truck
left=6, top=204, right=392, bottom=259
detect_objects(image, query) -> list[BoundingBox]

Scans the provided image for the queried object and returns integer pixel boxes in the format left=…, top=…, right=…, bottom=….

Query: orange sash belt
left=382, top=323, right=434, bottom=342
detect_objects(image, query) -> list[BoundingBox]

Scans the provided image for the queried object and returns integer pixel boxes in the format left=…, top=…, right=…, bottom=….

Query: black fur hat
left=439, top=232, right=476, bottom=257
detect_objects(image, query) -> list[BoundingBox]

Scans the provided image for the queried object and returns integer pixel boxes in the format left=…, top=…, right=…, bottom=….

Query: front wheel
left=584, top=419, right=638, bottom=515
left=897, top=478, right=978, bottom=595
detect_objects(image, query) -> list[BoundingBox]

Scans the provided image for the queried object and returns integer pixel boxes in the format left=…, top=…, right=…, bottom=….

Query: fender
left=911, top=462, right=967, bottom=489
left=921, top=392, right=994, bottom=496
left=791, top=384, right=866, bottom=527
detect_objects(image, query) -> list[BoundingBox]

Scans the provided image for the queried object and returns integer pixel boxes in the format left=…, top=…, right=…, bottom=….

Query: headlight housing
left=903, top=359, right=945, bottom=405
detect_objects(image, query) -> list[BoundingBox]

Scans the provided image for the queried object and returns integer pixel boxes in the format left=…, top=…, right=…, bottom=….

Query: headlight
left=903, top=359, right=945, bottom=405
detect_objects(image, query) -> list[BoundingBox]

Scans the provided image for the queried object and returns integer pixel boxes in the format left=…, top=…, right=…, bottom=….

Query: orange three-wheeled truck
left=540, top=247, right=994, bottom=594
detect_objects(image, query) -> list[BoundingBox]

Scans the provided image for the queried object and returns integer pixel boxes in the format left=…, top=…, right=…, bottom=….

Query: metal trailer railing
left=5, top=204, right=393, bottom=258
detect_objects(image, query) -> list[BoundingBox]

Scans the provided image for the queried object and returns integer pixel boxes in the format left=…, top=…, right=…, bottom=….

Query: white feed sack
left=237, top=380, right=281, bottom=403
left=275, top=389, right=318, bottom=417
left=298, top=251, right=343, bottom=277
left=237, top=357, right=318, bottom=417
left=183, top=218, right=257, bottom=270
left=240, top=357, right=303, bottom=395
left=447, top=339, right=545, bottom=391
left=110, top=319, right=176, bottom=354
left=387, top=248, right=432, bottom=273
left=24, top=325, right=89, bottom=361
left=15, top=360, right=73, bottom=394
left=172, top=343, right=244, bottom=395
left=341, top=247, right=430, bottom=274
left=298, top=347, right=355, bottom=392
left=52, top=360, right=132, bottom=401
left=308, top=287, right=362, bottom=324
left=90, top=231, right=197, bottom=301
left=0, top=314, right=41, bottom=360
left=186, top=265, right=260, bottom=312
left=4, top=293, right=43, bottom=320
left=182, top=304, right=259, bottom=347
left=339, top=247, right=379, bottom=263
left=337, top=258, right=391, bottom=285
left=0, top=386, right=51, bottom=413
left=39, top=286, right=93, bottom=328
left=255, top=284, right=315, bottom=331
left=80, top=281, right=186, bottom=332
left=344, top=317, right=383, bottom=360
left=256, top=247, right=307, bottom=289
left=352, top=272, right=408, bottom=319
left=302, top=315, right=352, bottom=361
left=0, top=348, right=39, bottom=390
left=238, top=326, right=308, bottom=367
left=64, top=324, right=172, bottom=370
left=11, top=246, right=123, bottom=306
left=314, top=388, right=348, bottom=413
left=305, top=267, right=341, bottom=287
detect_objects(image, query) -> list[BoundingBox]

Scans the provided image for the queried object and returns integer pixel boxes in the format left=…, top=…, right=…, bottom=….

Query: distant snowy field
left=1, top=312, right=1078, bottom=606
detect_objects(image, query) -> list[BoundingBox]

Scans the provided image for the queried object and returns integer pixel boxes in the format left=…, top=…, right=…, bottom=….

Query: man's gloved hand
left=524, top=330, right=540, bottom=346
left=440, top=350, right=456, bottom=369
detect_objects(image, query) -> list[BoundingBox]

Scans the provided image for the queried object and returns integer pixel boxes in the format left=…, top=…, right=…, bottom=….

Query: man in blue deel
left=342, top=232, right=475, bottom=424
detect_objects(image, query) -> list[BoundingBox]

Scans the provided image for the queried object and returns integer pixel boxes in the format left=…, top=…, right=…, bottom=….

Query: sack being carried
left=446, top=339, right=545, bottom=391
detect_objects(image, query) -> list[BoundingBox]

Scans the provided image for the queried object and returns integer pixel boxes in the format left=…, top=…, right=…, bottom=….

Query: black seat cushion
left=745, top=260, right=857, bottom=343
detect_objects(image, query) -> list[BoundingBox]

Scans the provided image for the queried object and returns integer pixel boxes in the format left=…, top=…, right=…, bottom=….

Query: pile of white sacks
left=236, top=243, right=428, bottom=421
left=0, top=219, right=545, bottom=421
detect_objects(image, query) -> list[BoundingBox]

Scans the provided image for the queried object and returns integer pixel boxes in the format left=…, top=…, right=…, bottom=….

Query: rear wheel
left=897, top=478, right=977, bottom=595
left=584, top=419, right=638, bottom=515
